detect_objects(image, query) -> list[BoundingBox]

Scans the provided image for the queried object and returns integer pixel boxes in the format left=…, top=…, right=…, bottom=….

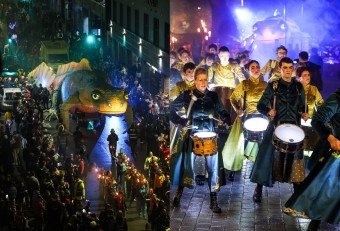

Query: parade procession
left=169, top=0, right=340, bottom=230
left=1, top=0, right=340, bottom=231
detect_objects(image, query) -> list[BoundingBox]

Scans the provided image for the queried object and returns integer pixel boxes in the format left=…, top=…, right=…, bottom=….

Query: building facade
left=107, top=0, right=170, bottom=93
left=34, top=0, right=170, bottom=94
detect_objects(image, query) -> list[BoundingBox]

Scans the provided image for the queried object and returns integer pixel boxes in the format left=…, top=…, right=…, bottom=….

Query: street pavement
left=170, top=160, right=340, bottom=231
left=68, top=116, right=150, bottom=231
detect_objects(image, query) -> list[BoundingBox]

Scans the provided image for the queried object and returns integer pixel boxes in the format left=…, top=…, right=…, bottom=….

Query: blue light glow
left=90, top=115, right=132, bottom=170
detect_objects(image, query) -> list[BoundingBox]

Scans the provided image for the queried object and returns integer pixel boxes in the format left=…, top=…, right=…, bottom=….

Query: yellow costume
left=208, top=62, right=246, bottom=122
left=261, top=59, right=281, bottom=82
left=230, top=76, right=268, bottom=115
left=170, top=79, right=196, bottom=100
left=172, top=61, right=184, bottom=72
left=301, top=84, right=324, bottom=156
left=223, top=77, right=267, bottom=171
left=197, top=59, right=206, bottom=68
left=262, top=59, right=297, bottom=82
left=153, top=173, right=165, bottom=189
left=208, top=62, right=245, bottom=88
left=304, top=84, right=324, bottom=117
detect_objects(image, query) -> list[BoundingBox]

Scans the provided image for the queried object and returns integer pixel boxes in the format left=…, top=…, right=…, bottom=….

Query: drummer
left=296, top=67, right=324, bottom=157
left=250, top=57, right=309, bottom=203
left=223, top=60, right=267, bottom=181
left=169, top=62, right=206, bottom=186
left=170, top=67, right=230, bottom=213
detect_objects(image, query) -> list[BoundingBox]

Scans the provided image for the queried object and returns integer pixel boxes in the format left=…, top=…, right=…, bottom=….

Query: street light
left=86, top=34, right=96, bottom=44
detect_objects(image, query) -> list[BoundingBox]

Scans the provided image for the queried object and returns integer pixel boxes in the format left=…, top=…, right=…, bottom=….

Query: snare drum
left=243, top=117, right=269, bottom=142
left=191, top=132, right=217, bottom=155
left=273, top=124, right=305, bottom=153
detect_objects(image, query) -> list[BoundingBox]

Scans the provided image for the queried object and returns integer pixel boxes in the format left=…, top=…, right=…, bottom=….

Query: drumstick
left=273, top=95, right=276, bottom=111
left=186, top=95, right=198, bottom=119
left=208, top=114, right=223, bottom=123
left=305, top=97, right=307, bottom=114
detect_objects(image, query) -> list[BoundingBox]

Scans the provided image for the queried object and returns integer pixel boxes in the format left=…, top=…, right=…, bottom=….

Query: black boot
left=253, top=184, right=263, bottom=203
left=210, top=192, right=221, bottom=213
left=307, top=220, right=321, bottom=231
left=172, top=186, right=184, bottom=207
left=228, top=171, right=235, bottom=181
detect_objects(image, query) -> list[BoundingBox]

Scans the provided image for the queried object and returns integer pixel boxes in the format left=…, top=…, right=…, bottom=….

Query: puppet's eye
left=91, top=90, right=101, bottom=101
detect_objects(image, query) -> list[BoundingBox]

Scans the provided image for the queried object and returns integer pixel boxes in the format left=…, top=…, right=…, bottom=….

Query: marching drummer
left=170, top=67, right=230, bottom=213
left=223, top=60, right=268, bottom=181
left=250, top=57, right=309, bottom=203
left=296, top=67, right=324, bottom=157
left=208, top=46, right=246, bottom=123
left=169, top=62, right=206, bottom=186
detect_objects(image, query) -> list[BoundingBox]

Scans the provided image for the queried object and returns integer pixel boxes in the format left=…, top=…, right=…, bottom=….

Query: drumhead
left=193, top=132, right=217, bottom=138
left=244, top=117, right=269, bottom=132
left=275, top=124, right=305, bottom=143
left=301, top=118, right=312, bottom=127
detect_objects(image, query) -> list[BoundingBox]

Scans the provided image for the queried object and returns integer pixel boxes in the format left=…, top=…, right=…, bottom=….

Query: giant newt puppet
left=28, top=58, right=133, bottom=130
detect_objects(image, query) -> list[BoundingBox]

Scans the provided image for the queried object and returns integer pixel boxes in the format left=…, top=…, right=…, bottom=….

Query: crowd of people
left=98, top=66, right=171, bottom=230
left=0, top=38, right=170, bottom=230
left=169, top=43, right=339, bottom=230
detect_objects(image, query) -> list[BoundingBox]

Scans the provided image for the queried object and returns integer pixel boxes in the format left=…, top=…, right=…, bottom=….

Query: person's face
left=209, top=48, right=217, bottom=54
left=277, top=49, right=287, bottom=60
left=218, top=51, right=230, bottom=65
left=205, top=58, right=214, bottom=67
left=299, top=70, right=310, bottom=86
left=279, top=62, right=294, bottom=81
left=184, top=69, right=195, bottom=81
left=248, top=62, right=261, bottom=78
left=195, top=73, right=208, bottom=93
left=180, top=52, right=190, bottom=64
